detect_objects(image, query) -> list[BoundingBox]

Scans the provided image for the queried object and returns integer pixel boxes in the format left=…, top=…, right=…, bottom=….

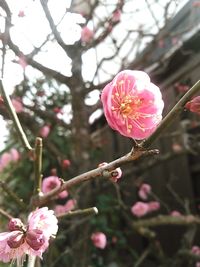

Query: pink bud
left=8, top=218, right=24, bottom=231
left=26, top=229, right=45, bottom=251
left=138, top=183, right=151, bottom=200
left=18, top=10, right=25, bottom=17
left=185, top=96, right=200, bottom=115
left=7, top=231, right=25, bottom=248
left=62, top=159, right=71, bottom=169
left=11, top=98, right=24, bottom=113
left=110, top=167, right=122, bottom=182
left=91, top=232, right=107, bottom=249
left=39, top=125, right=50, bottom=138
left=81, top=26, right=94, bottom=43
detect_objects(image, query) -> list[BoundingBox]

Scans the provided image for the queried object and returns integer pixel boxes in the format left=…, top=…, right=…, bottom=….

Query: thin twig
left=0, top=207, right=12, bottom=219
left=0, top=80, right=32, bottom=151
left=133, top=215, right=200, bottom=228
left=0, top=181, right=26, bottom=210
left=57, top=207, right=98, bottom=218
left=34, top=137, right=43, bottom=195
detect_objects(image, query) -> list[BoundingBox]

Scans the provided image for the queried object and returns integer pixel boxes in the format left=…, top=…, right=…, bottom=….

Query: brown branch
left=133, top=215, right=200, bottom=228
left=0, top=0, right=72, bottom=86
left=39, top=0, right=68, bottom=52
left=32, top=148, right=158, bottom=206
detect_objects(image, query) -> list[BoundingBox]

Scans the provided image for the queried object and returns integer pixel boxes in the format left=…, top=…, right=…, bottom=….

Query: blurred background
left=0, top=0, right=200, bottom=266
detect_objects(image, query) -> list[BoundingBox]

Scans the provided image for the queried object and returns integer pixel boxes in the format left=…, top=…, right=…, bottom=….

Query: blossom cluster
left=0, top=207, right=58, bottom=265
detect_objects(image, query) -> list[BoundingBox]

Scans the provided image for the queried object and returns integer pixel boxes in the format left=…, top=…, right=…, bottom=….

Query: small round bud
left=62, top=159, right=71, bottom=169
left=8, top=218, right=24, bottom=231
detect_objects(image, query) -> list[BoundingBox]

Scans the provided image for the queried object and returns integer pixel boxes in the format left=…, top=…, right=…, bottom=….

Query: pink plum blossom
left=131, top=202, right=149, bottom=217
left=185, top=96, right=200, bottom=115
left=101, top=70, right=164, bottom=140
left=12, top=98, right=24, bottom=113
left=0, top=207, right=58, bottom=264
left=81, top=26, right=94, bottom=43
left=39, top=125, right=51, bottom=138
left=91, top=232, right=107, bottom=249
left=42, top=176, right=68, bottom=199
left=54, top=199, right=76, bottom=216
left=138, top=183, right=151, bottom=200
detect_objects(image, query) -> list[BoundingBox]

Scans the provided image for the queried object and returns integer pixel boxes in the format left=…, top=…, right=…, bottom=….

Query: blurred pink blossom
left=0, top=207, right=58, bottom=264
left=185, top=96, right=200, bottom=115
left=12, top=98, right=24, bottom=113
left=147, top=201, right=160, bottom=212
left=0, top=149, right=20, bottom=172
left=172, top=143, right=182, bottom=153
left=101, top=70, right=164, bottom=140
left=91, top=232, right=107, bottom=249
left=170, top=210, right=181, bottom=217
left=138, top=183, right=151, bottom=200
left=39, top=125, right=51, bottom=138
left=81, top=26, right=94, bottom=43
left=193, top=1, right=200, bottom=7
left=62, top=159, right=71, bottom=169
left=18, top=10, right=25, bottom=17
left=54, top=199, right=76, bottom=216
left=192, top=246, right=200, bottom=255
left=42, top=176, right=68, bottom=199
left=131, top=202, right=149, bottom=217
left=10, top=148, right=20, bottom=162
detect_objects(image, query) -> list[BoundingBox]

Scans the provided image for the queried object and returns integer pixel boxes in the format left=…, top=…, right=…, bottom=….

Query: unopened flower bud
left=110, top=168, right=122, bottom=182
left=8, top=218, right=24, bottom=231
left=26, top=229, right=45, bottom=251
left=62, top=159, right=71, bottom=169
left=185, top=96, right=200, bottom=115
left=7, top=231, right=25, bottom=248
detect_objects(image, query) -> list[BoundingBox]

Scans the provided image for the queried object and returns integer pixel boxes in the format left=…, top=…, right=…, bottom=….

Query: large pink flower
left=91, top=232, right=107, bottom=249
left=42, top=176, right=68, bottom=199
left=101, top=70, right=164, bottom=140
left=0, top=207, right=58, bottom=264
